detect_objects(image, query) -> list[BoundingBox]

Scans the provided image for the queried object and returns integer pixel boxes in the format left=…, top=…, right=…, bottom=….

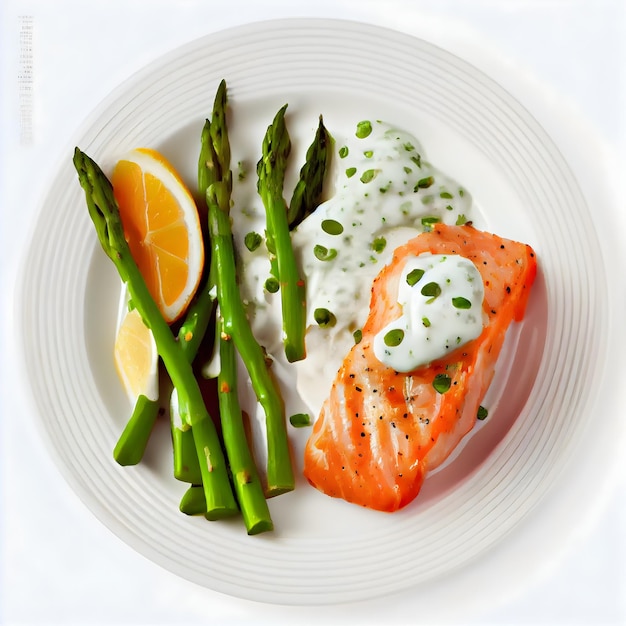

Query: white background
left=1, top=1, right=625, bottom=624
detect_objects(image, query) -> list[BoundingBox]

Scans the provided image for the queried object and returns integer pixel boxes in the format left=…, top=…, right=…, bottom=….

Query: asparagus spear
left=177, top=79, right=230, bottom=365
left=171, top=280, right=216, bottom=485
left=257, top=105, right=307, bottom=363
left=217, top=314, right=273, bottom=533
left=73, top=148, right=238, bottom=520
left=200, top=80, right=232, bottom=195
left=169, top=80, right=236, bottom=493
left=287, top=115, right=333, bottom=229
left=208, top=181, right=294, bottom=497
left=177, top=285, right=215, bottom=362
left=113, top=394, right=160, bottom=466
left=179, top=484, right=207, bottom=516
left=169, top=387, right=202, bottom=484
left=203, top=80, right=284, bottom=525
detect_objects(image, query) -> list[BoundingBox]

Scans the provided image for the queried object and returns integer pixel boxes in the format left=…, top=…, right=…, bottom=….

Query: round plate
left=18, top=19, right=608, bottom=605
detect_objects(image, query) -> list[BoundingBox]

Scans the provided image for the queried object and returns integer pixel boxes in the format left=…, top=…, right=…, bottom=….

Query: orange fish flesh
left=303, top=224, right=537, bottom=512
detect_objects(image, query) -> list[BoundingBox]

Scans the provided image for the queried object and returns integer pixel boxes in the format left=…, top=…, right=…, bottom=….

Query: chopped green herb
left=363, top=150, right=374, bottom=158
left=244, top=231, right=262, bottom=252
left=440, top=191, right=453, bottom=199
left=264, top=277, right=279, bottom=293
left=289, top=413, right=312, bottom=428
left=452, top=296, right=472, bottom=309
left=422, top=317, right=431, bottom=327
left=371, top=236, right=387, bottom=253
left=414, top=176, right=434, bottom=190
left=353, top=329, right=363, bottom=344
left=477, top=406, right=488, bottom=420
left=403, top=166, right=412, bottom=175
left=421, top=281, right=442, bottom=299
left=433, top=373, right=452, bottom=394
left=411, top=154, right=422, bottom=168
left=360, top=169, right=378, bottom=183
left=459, top=188, right=465, bottom=197
left=346, top=167, right=357, bottom=178
left=384, top=328, right=405, bottom=347
left=356, top=120, right=372, bottom=138
left=339, top=145, right=349, bottom=158
left=313, top=244, right=338, bottom=262
left=314, top=308, right=336, bottom=328
left=237, top=160, right=246, bottom=181
left=455, top=214, right=468, bottom=225
left=421, top=195, right=434, bottom=205
left=403, top=142, right=415, bottom=152
left=406, top=268, right=425, bottom=286
left=421, top=216, right=440, bottom=228
left=446, top=205, right=454, bottom=211
left=321, top=219, right=344, bottom=235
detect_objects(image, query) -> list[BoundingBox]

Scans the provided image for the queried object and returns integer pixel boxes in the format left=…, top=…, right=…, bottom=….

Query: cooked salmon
left=303, top=224, right=537, bottom=512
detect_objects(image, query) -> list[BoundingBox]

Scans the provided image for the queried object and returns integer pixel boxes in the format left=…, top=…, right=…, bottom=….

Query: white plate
left=18, top=19, right=609, bottom=605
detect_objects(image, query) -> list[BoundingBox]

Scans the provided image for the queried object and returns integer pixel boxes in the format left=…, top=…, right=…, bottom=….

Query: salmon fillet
left=303, top=224, right=537, bottom=512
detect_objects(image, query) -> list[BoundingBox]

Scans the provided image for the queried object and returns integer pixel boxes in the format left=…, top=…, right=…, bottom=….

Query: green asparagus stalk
left=177, top=80, right=230, bottom=367
left=287, top=115, right=333, bottom=229
left=73, top=148, right=238, bottom=520
left=203, top=80, right=286, bottom=520
left=169, top=302, right=213, bottom=484
left=201, top=80, right=232, bottom=195
left=113, top=394, right=160, bottom=466
left=208, top=182, right=294, bottom=497
left=178, top=81, right=228, bottom=360
left=170, top=388, right=202, bottom=484
left=179, top=484, right=207, bottom=516
left=177, top=285, right=215, bottom=362
left=257, top=106, right=307, bottom=362
left=171, top=279, right=215, bottom=485
left=217, top=315, right=273, bottom=533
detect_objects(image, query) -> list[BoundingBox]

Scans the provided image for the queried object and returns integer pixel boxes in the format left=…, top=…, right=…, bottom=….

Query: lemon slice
left=114, top=287, right=159, bottom=403
left=111, top=147, right=204, bottom=323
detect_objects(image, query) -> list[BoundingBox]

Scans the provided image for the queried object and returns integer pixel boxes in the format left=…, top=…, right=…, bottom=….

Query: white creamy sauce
left=231, top=119, right=478, bottom=415
left=373, top=254, right=485, bottom=372
left=291, top=120, right=473, bottom=336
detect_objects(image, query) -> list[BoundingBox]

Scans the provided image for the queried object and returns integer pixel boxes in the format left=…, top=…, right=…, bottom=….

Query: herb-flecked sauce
left=234, top=120, right=481, bottom=412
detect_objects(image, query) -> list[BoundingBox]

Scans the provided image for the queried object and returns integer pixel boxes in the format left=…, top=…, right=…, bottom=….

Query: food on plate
left=111, top=147, right=205, bottom=323
left=111, top=303, right=160, bottom=466
left=291, top=119, right=472, bottom=339
left=266, top=119, right=476, bottom=412
left=73, top=78, right=538, bottom=532
left=303, top=224, right=537, bottom=511
left=74, top=146, right=239, bottom=521
left=114, top=305, right=159, bottom=403
left=256, top=106, right=332, bottom=363
left=73, top=80, right=333, bottom=533
left=256, top=104, right=308, bottom=363
left=203, top=84, right=284, bottom=532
